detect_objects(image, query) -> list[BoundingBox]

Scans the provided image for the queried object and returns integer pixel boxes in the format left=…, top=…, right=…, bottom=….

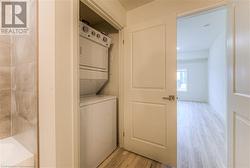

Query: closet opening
left=79, top=1, right=120, bottom=168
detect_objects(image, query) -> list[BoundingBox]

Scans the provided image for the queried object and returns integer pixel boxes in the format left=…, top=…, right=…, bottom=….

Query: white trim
left=80, top=0, right=123, bottom=30
left=177, top=1, right=227, bottom=18
left=73, top=0, right=80, bottom=167
left=227, top=2, right=235, bottom=168
left=118, top=29, right=125, bottom=147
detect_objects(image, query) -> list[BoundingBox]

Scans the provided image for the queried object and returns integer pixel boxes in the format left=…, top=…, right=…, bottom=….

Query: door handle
left=162, top=95, right=176, bottom=101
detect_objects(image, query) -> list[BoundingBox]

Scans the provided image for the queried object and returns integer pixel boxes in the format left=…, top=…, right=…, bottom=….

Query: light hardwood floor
left=100, top=101, right=226, bottom=168
left=178, top=101, right=226, bottom=168
left=98, top=148, right=169, bottom=168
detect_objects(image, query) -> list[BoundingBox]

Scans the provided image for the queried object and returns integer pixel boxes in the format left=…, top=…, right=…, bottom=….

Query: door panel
left=229, top=0, right=250, bottom=167
left=79, top=37, right=108, bottom=70
left=132, top=25, right=166, bottom=89
left=234, top=0, right=250, bottom=95
left=124, top=20, right=177, bottom=166
left=132, top=102, right=167, bottom=146
left=234, top=115, right=250, bottom=168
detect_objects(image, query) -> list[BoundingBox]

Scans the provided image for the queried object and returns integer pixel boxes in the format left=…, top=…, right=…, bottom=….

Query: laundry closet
left=79, top=1, right=121, bottom=168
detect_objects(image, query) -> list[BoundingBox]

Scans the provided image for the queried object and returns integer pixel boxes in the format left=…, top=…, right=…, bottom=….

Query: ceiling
left=177, top=8, right=226, bottom=53
left=119, top=0, right=154, bottom=10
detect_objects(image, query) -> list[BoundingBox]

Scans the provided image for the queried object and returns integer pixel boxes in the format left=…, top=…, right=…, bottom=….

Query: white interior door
left=229, top=0, right=250, bottom=167
left=124, top=19, right=177, bottom=166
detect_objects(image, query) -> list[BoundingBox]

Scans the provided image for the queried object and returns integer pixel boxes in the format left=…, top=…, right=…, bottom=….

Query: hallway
left=178, top=101, right=226, bottom=168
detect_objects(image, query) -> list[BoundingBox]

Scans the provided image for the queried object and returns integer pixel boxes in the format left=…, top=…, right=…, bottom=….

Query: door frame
left=176, top=2, right=231, bottom=168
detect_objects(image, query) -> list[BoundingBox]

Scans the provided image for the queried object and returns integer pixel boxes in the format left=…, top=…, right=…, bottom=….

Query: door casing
left=176, top=3, right=229, bottom=168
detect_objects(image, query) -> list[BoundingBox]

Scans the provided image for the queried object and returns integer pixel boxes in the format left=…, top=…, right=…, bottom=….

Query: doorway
left=177, top=7, right=227, bottom=168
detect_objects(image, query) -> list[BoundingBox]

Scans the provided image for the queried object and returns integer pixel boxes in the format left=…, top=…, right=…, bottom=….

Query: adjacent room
left=177, top=8, right=227, bottom=168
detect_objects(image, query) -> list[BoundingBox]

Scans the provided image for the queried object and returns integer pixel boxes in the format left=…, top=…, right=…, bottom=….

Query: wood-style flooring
left=178, top=101, right=226, bottom=168
left=98, top=148, right=169, bottom=168
left=100, top=101, right=226, bottom=168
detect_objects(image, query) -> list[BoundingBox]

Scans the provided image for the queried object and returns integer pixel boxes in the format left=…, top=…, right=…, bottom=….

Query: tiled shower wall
left=11, top=0, right=37, bottom=153
left=0, top=37, right=11, bottom=139
left=0, top=0, right=37, bottom=157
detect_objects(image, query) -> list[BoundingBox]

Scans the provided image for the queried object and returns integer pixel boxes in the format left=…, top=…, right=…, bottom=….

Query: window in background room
left=177, top=69, right=188, bottom=92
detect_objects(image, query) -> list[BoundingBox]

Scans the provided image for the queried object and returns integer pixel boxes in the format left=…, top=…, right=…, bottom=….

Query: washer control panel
left=79, top=22, right=111, bottom=48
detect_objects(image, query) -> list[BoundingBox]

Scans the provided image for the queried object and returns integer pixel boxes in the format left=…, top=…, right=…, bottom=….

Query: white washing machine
left=79, top=22, right=117, bottom=168
left=80, top=95, right=117, bottom=168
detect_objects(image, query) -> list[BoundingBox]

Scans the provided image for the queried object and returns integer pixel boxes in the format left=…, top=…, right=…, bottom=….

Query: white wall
left=39, top=0, right=56, bottom=166
left=39, top=0, right=78, bottom=167
left=178, top=50, right=209, bottom=61
left=208, top=32, right=227, bottom=120
left=177, top=55, right=208, bottom=102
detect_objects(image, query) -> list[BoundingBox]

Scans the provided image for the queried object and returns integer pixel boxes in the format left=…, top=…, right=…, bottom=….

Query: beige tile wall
left=11, top=0, right=37, bottom=154
left=0, top=3, right=37, bottom=167
left=0, top=37, right=11, bottom=139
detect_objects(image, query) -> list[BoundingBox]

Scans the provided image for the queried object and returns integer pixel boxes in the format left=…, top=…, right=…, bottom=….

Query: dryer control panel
left=79, top=22, right=111, bottom=48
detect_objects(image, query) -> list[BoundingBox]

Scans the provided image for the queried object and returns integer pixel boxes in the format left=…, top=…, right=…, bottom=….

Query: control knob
left=83, top=26, right=88, bottom=32
left=103, top=37, right=107, bottom=42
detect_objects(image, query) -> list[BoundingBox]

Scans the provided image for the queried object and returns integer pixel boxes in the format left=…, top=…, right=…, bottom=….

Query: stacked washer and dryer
left=79, top=22, right=117, bottom=168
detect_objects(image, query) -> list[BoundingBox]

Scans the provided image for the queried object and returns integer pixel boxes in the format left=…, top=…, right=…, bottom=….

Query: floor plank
left=98, top=148, right=169, bottom=168
left=177, top=101, right=226, bottom=168
left=100, top=101, right=226, bottom=168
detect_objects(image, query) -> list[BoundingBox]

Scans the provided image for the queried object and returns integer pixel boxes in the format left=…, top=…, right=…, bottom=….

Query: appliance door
left=80, top=98, right=117, bottom=168
left=79, top=36, right=108, bottom=71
